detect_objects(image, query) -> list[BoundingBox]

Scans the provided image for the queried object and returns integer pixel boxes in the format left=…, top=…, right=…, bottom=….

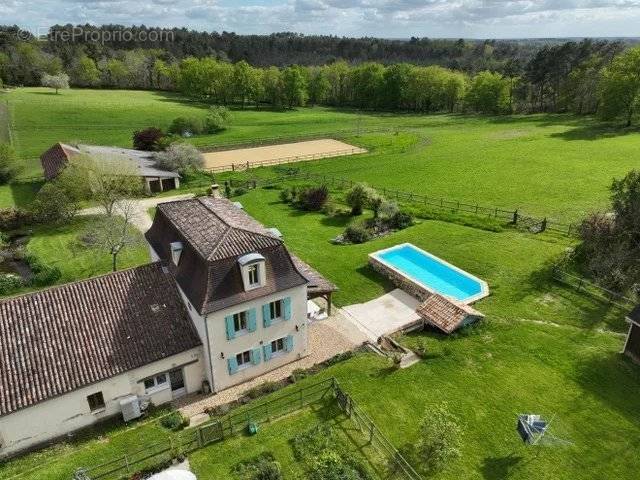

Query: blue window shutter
left=262, top=304, right=271, bottom=328
left=263, top=343, right=272, bottom=361
left=285, top=335, right=294, bottom=352
left=251, top=348, right=261, bottom=365
left=227, top=357, right=238, bottom=375
left=225, top=315, right=235, bottom=340
left=247, top=309, right=257, bottom=332
left=283, top=297, right=292, bottom=321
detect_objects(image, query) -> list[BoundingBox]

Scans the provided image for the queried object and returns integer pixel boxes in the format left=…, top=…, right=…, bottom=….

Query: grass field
left=2, top=88, right=640, bottom=221
left=1, top=88, right=639, bottom=479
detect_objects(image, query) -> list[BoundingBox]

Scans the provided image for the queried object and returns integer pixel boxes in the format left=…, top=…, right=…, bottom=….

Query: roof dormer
left=238, top=252, right=266, bottom=291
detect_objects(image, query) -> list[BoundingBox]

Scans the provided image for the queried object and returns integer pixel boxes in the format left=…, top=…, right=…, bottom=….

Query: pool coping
left=368, top=243, right=489, bottom=305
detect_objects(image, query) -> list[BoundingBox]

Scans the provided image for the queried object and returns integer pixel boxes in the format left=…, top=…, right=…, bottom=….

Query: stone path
left=175, top=308, right=367, bottom=418
left=78, top=193, right=195, bottom=233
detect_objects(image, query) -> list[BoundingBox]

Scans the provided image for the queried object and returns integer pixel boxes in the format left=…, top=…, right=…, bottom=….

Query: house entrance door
left=169, top=369, right=186, bottom=399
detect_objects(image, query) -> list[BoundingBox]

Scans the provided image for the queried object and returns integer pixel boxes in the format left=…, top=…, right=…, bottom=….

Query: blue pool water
left=374, top=244, right=485, bottom=302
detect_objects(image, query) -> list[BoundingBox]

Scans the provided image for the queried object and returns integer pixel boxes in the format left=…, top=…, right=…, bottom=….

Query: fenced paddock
left=74, top=378, right=420, bottom=480
left=202, top=139, right=367, bottom=172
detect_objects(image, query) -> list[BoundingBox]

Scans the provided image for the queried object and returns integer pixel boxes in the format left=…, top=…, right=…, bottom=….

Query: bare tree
left=58, top=154, right=144, bottom=216
left=83, top=199, right=144, bottom=272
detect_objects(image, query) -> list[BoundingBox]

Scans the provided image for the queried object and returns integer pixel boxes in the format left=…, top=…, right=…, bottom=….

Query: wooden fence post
left=512, top=209, right=519, bottom=225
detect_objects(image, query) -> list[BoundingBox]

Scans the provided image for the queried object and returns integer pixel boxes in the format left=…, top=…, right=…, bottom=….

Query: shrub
left=345, top=183, right=371, bottom=216
left=204, top=106, right=231, bottom=133
left=234, top=187, right=248, bottom=196
left=0, top=273, right=24, bottom=295
left=298, top=185, right=329, bottom=211
left=344, top=221, right=371, bottom=244
left=0, top=143, right=21, bottom=184
left=244, top=381, right=281, bottom=400
left=378, top=200, right=399, bottom=220
left=411, top=402, right=462, bottom=474
left=0, top=208, right=33, bottom=230
left=233, top=452, right=282, bottom=480
left=168, top=116, right=204, bottom=136
left=414, top=338, right=427, bottom=358
left=31, top=183, right=78, bottom=224
left=133, top=127, right=166, bottom=151
left=159, top=411, right=189, bottom=431
left=24, top=254, right=61, bottom=287
left=293, top=425, right=372, bottom=480
left=154, top=143, right=204, bottom=173
left=279, top=187, right=293, bottom=203
left=389, top=211, right=413, bottom=230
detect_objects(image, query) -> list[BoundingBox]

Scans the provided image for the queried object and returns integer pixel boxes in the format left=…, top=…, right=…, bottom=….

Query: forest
left=1, top=25, right=639, bottom=123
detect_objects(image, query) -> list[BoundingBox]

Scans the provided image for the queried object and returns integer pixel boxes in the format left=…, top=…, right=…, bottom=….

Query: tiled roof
left=39, top=143, right=179, bottom=180
left=415, top=293, right=484, bottom=334
left=156, top=197, right=282, bottom=260
left=145, top=197, right=308, bottom=314
left=0, top=263, right=201, bottom=417
left=290, top=254, right=338, bottom=296
left=40, top=142, right=79, bottom=180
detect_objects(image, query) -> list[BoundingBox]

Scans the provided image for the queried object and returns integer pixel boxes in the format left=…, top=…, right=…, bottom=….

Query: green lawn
left=237, top=187, right=624, bottom=332
left=190, top=401, right=385, bottom=479
left=3, top=88, right=640, bottom=222
left=0, top=215, right=151, bottom=299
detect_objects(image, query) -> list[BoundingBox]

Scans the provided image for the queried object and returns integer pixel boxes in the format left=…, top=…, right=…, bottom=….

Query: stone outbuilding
left=415, top=293, right=485, bottom=334
left=40, top=143, right=181, bottom=193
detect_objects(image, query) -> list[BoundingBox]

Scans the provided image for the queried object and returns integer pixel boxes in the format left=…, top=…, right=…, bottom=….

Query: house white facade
left=0, top=349, right=204, bottom=458
left=0, top=197, right=335, bottom=459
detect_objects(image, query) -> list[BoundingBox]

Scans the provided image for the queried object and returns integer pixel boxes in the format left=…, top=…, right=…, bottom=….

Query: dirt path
left=78, top=193, right=195, bottom=232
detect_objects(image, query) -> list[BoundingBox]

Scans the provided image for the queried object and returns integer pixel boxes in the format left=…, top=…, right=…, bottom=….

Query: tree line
left=1, top=25, right=639, bottom=123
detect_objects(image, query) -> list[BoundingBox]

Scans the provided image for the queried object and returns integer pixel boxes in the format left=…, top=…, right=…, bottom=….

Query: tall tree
left=599, top=46, right=640, bottom=126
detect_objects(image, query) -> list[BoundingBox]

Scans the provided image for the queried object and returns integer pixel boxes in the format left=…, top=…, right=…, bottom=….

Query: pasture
left=1, top=88, right=639, bottom=221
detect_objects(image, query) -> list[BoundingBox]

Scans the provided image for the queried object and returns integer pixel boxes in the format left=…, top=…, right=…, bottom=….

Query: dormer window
left=248, top=264, right=260, bottom=286
left=238, top=252, right=266, bottom=291
left=170, top=241, right=183, bottom=266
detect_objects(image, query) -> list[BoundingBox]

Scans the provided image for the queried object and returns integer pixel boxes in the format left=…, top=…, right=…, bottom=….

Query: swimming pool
left=369, top=243, right=489, bottom=303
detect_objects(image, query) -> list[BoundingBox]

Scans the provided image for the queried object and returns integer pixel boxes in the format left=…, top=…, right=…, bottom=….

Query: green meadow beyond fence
left=228, top=172, right=578, bottom=236
left=74, top=377, right=421, bottom=480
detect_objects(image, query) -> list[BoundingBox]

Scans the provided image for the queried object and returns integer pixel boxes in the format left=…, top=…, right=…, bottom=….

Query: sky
left=3, top=0, right=640, bottom=39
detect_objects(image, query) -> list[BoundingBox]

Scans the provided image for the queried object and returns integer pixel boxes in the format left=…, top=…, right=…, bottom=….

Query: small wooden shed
left=623, top=305, right=640, bottom=363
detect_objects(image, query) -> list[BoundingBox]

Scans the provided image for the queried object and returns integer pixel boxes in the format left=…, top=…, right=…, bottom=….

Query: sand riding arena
left=202, top=139, right=367, bottom=172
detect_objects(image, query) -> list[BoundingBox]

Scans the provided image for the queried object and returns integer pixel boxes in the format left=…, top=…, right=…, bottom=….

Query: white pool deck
left=341, top=289, right=422, bottom=341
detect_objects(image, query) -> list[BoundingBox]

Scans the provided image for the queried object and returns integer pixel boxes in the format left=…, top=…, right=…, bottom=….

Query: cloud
left=7, top=0, right=640, bottom=38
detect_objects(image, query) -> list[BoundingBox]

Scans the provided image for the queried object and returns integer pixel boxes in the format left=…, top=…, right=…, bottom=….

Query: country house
left=0, top=197, right=335, bottom=458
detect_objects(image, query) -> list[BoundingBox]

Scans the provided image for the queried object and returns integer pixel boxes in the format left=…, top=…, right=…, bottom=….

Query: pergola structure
left=291, top=254, right=338, bottom=315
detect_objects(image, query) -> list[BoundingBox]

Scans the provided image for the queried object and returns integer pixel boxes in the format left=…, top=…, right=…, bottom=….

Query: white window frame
left=236, top=350, right=252, bottom=370
left=248, top=264, right=260, bottom=286
left=143, top=373, right=169, bottom=394
left=238, top=254, right=267, bottom=291
left=270, top=337, right=287, bottom=358
left=233, top=311, right=248, bottom=335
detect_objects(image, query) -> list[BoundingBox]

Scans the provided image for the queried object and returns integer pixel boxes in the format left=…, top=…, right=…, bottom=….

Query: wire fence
left=74, top=377, right=420, bottom=480
left=228, top=171, right=578, bottom=237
